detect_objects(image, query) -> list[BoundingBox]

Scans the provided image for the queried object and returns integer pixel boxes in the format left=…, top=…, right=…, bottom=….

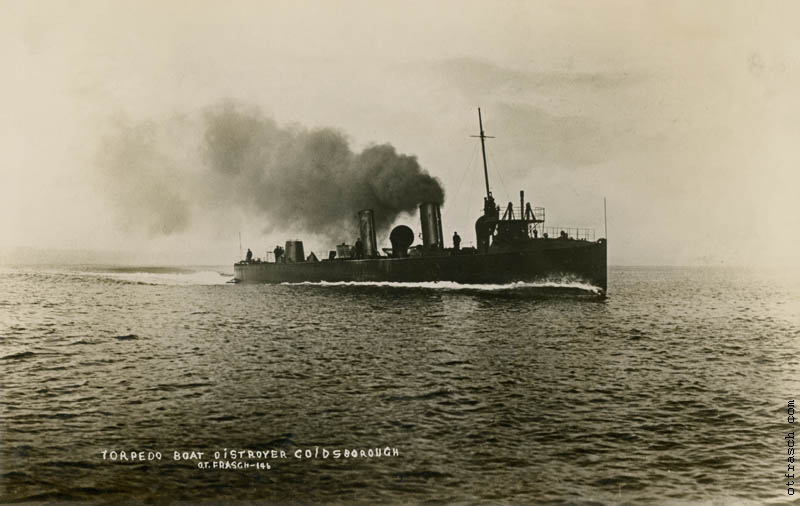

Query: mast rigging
left=471, top=108, right=494, bottom=200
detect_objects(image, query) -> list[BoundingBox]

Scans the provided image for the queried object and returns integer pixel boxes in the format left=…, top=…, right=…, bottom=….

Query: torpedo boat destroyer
left=234, top=109, right=607, bottom=296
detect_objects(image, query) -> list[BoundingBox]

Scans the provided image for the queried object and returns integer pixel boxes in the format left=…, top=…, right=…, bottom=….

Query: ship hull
left=234, top=239, right=607, bottom=295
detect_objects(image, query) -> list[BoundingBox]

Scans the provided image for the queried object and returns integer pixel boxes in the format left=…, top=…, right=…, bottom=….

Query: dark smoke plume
left=96, top=101, right=444, bottom=242
left=202, top=101, right=444, bottom=237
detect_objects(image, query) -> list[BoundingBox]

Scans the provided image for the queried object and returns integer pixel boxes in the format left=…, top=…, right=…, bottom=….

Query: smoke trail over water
left=96, top=101, right=444, bottom=242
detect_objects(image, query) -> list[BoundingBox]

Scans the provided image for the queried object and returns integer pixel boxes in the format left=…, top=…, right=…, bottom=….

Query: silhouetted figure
left=246, top=248, right=253, bottom=262
left=273, top=245, right=284, bottom=263
left=452, top=231, right=461, bottom=251
left=533, top=229, right=538, bottom=238
left=354, top=238, right=364, bottom=259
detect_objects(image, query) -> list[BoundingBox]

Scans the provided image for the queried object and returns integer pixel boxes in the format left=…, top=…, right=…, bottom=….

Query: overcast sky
left=3, top=0, right=798, bottom=266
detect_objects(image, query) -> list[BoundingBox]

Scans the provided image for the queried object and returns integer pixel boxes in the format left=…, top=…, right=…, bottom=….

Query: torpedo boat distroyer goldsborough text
left=234, top=109, right=608, bottom=296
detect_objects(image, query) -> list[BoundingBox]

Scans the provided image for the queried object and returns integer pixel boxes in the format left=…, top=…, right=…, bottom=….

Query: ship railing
left=519, top=206, right=545, bottom=222
left=482, top=205, right=546, bottom=221
left=537, top=226, right=595, bottom=241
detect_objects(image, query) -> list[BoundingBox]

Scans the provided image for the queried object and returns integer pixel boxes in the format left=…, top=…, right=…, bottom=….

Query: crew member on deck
left=246, top=248, right=253, bottom=262
left=274, top=245, right=284, bottom=263
left=452, top=231, right=461, bottom=251
left=354, top=238, right=364, bottom=259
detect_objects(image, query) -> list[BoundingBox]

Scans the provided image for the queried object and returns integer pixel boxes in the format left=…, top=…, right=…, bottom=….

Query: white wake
left=280, top=279, right=603, bottom=294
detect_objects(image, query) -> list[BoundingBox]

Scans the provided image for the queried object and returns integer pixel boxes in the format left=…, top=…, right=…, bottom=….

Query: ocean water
left=1, top=265, right=799, bottom=505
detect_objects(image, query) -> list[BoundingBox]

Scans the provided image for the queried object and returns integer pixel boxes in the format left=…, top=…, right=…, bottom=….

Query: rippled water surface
left=1, top=265, right=799, bottom=505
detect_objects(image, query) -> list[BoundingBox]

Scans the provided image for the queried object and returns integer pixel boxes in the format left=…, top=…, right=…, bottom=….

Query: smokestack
left=358, top=209, right=378, bottom=258
left=284, top=240, right=305, bottom=263
left=419, top=202, right=444, bottom=249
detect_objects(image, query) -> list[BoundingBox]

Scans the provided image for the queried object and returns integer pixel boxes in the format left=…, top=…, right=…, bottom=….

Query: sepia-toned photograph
left=2, top=1, right=798, bottom=504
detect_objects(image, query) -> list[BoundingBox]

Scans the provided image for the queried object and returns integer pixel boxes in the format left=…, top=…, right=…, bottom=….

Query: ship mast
left=471, top=108, right=494, bottom=199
